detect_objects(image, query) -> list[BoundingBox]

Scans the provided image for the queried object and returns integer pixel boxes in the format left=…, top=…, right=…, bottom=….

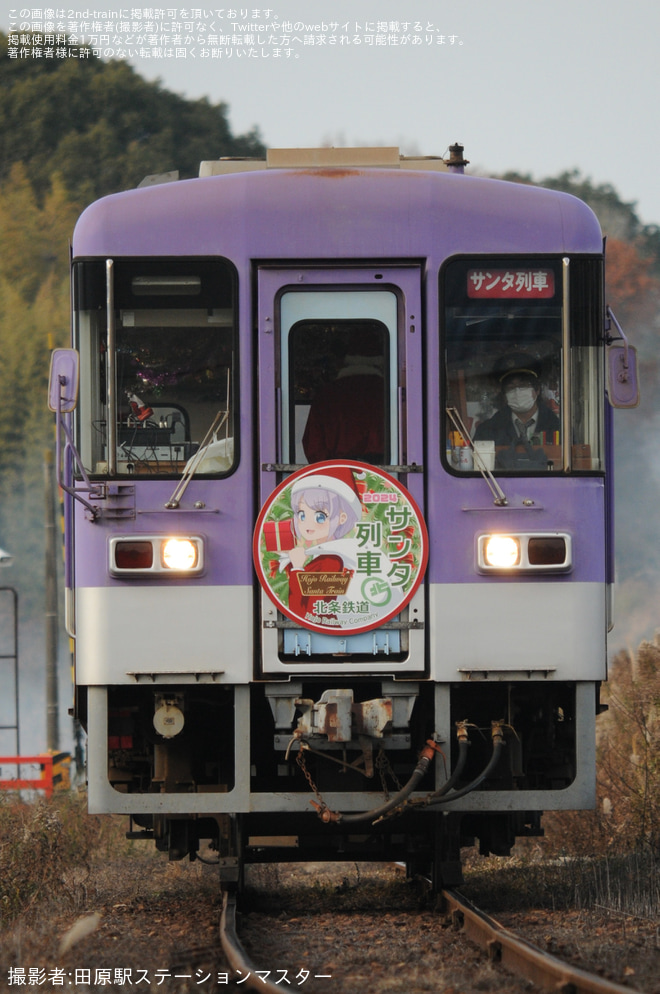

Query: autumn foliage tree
left=605, top=238, right=660, bottom=327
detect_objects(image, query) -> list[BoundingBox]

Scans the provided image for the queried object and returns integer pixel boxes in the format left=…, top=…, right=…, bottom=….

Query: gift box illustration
left=263, top=518, right=297, bottom=552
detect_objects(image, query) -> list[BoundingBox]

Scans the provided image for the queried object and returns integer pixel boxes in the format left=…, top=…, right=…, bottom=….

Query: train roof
left=72, top=148, right=603, bottom=261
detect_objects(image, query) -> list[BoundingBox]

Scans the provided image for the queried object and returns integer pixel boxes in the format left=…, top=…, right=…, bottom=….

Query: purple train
left=49, top=145, right=638, bottom=887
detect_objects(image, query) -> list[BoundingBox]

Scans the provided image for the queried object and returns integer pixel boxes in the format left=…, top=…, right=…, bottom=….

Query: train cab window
left=442, top=257, right=604, bottom=473
left=278, top=290, right=399, bottom=467
left=73, top=259, right=236, bottom=477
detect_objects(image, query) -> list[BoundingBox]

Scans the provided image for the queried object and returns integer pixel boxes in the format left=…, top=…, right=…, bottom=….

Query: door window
left=280, top=291, right=398, bottom=466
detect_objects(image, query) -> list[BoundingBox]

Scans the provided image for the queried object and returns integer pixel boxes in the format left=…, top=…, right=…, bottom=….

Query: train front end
left=52, top=149, right=636, bottom=884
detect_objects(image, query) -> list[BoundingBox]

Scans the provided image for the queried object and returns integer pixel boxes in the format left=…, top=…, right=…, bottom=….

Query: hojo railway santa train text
left=49, top=145, right=638, bottom=888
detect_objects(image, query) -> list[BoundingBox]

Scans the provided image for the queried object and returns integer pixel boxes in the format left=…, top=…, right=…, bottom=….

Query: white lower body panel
left=429, top=581, right=607, bottom=681
left=76, top=584, right=252, bottom=685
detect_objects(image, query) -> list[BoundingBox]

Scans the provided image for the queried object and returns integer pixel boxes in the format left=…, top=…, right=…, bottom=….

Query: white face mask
left=505, top=386, right=537, bottom=415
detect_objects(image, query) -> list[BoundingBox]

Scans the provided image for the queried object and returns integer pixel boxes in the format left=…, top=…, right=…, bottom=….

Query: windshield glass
left=73, top=259, right=236, bottom=477
left=442, top=257, right=603, bottom=474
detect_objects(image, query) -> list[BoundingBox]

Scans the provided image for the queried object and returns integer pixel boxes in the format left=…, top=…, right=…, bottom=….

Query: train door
left=255, top=266, right=426, bottom=676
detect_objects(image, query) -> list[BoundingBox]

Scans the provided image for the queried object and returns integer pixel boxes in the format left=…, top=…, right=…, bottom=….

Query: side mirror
left=605, top=306, right=639, bottom=409
left=48, top=349, right=79, bottom=413
left=607, top=342, right=639, bottom=408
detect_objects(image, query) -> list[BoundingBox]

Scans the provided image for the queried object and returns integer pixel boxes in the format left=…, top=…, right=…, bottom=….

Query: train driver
left=474, top=360, right=560, bottom=449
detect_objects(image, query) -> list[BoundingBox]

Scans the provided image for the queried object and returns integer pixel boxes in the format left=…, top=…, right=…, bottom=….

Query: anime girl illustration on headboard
left=285, top=466, right=363, bottom=624
left=254, top=461, right=428, bottom=635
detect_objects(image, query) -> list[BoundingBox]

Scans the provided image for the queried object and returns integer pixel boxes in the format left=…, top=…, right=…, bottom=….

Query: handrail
left=106, top=259, right=117, bottom=475
left=55, top=395, right=100, bottom=519
left=561, top=257, right=572, bottom=472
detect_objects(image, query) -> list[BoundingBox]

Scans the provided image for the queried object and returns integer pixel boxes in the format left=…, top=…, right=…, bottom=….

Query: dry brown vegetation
left=538, top=633, right=660, bottom=863
left=0, top=793, right=114, bottom=926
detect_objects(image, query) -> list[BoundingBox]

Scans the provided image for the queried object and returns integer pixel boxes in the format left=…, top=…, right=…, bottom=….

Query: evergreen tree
left=0, top=31, right=265, bottom=202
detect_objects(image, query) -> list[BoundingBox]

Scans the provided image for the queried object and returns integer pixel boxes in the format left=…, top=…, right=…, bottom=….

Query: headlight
left=477, top=533, right=571, bottom=573
left=484, top=535, right=520, bottom=568
left=162, top=538, right=198, bottom=571
left=110, top=536, right=204, bottom=576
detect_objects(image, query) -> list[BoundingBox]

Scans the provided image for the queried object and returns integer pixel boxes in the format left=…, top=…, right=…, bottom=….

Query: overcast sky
left=4, top=0, right=660, bottom=223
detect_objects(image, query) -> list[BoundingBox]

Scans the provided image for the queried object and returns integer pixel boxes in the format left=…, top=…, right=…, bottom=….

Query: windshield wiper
left=446, top=407, right=508, bottom=506
left=165, top=409, right=229, bottom=509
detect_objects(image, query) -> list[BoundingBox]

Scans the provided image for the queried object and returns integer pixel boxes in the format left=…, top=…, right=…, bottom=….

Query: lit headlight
left=484, top=535, right=520, bottom=569
left=162, top=538, right=198, bottom=571
left=110, top=536, right=204, bottom=576
left=477, top=533, right=571, bottom=573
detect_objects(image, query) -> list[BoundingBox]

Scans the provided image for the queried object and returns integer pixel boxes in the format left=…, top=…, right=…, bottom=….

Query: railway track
left=440, top=889, right=643, bottom=994
left=219, top=880, right=645, bottom=994
left=221, top=889, right=295, bottom=994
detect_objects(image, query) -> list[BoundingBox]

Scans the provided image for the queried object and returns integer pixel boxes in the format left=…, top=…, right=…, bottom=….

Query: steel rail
left=220, top=888, right=284, bottom=994
left=441, top=889, right=643, bottom=994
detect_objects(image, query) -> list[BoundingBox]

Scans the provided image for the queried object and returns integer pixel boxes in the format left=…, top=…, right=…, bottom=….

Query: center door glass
left=280, top=290, right=399, bottom=467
